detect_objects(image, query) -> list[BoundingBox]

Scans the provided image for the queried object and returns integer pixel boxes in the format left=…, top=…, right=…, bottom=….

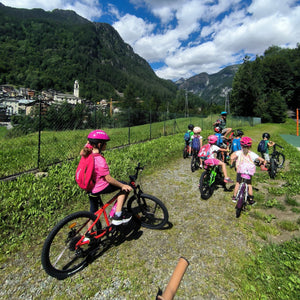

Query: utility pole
left=225, top=92, right=230, bottom=114
left=185, top=90, right=189, bottom=118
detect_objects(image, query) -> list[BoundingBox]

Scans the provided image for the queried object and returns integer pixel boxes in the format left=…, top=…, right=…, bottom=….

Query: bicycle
left=199, top=159, right=225, bottom=200
left=183, top=144, right=190, bottom=159
left=191, top=149, right=201, bottom=172
left=268, top=144, right=285, bottom=179
left=41, top=163, right=169, bottom=280
left=235, top=173, right=250, bottom=218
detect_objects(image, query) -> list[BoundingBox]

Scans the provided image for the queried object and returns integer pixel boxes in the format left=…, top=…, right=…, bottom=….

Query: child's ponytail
left=80, top=142, right=93, bottom=157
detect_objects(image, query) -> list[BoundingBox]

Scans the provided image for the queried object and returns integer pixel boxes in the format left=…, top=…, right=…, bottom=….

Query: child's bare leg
left=115, top=194, right=126, bottom=213
left=248, top=184, right=253, bottom=196
left=219, top=161, right=228, bottom=178
left=233, top=182, right=240, bottom=197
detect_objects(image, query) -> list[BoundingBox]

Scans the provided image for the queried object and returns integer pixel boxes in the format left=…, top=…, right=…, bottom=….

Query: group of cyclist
left=185, top=111, right=275, bottom=206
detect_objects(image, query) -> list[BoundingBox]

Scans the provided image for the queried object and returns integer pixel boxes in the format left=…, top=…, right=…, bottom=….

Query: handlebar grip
left=157, top=257, right=189, bottom=300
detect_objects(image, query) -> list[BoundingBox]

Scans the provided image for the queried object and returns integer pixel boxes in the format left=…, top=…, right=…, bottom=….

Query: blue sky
left=3, top=0, right=300, bottom=81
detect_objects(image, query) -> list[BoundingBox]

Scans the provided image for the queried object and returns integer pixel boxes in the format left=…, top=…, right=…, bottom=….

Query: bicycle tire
left=268, top=158, right=277, bottom=179
left=183, top=146, right=188, bottom=159
left=41, top=211, right=101, bottom=280
left=191, top=155, right=196, bottom=172
left=127, top=193, right=169, bottom=229
left=235, top=183, right=246, bottom=218
left=276, top=152, right=285, bottom=168
left=199, top=170, right=214, bottom=199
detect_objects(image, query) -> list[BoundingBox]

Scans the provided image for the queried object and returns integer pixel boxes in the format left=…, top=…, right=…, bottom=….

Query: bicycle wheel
left=199, top=170, right=214, bottom=200
left=276, top=152, right=285, bottom=168
left=127, top=193, right=169, bottom=229
left=268, top=158, right=277, bottom=179
left=183, top=146, right=188, bottom=159
left=41, top=211, right=101, bottom=280
left=235, top=183, right=246, bottom=218
left=191, top=155, right=196, bottom=172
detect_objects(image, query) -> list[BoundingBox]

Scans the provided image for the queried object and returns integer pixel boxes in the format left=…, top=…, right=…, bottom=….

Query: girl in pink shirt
left=80, top=130, right=132, bottom=226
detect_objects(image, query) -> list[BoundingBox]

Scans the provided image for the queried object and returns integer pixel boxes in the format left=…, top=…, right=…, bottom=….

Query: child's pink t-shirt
left=91, top=155, right=110, bottom=193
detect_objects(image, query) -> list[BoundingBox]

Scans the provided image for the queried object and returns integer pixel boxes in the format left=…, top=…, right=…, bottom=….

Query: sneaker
left=82, top=236, right=90, bottom=243
left=111, top=213, right=132, bottom=225
left=224, top=177, right=234, bottom=183
left=260, top=165, right=268, bottom=171
left=200, top=164, right=203, bottom=169
left=232, top=196, right=237, bottom=203
left=248, top=200, right=256, bottom=205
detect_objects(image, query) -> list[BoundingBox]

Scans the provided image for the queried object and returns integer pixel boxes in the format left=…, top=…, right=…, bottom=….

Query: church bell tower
left=74, top=80, right=79, bottom=98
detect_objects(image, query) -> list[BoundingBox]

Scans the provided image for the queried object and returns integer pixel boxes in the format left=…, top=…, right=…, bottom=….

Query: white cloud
left=2, top=0, right=300, bottom=80
left=113, top=14, right=155, bottom=45
left=1, top=0, right=103, bottom=20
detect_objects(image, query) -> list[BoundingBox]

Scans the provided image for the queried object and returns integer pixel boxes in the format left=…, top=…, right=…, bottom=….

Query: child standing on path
left=184, top=124, right=194, bottom=156
left=231, top=129, right=243, bottom=153
left=80, top=129, right=132, bottom=225
left=230, top=136, right=266, bottom=205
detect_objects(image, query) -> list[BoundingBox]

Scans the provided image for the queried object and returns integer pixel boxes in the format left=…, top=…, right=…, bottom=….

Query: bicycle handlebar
left=156, top=257, right=189, bottom=300
left=129, top=163, right=144, bottom=183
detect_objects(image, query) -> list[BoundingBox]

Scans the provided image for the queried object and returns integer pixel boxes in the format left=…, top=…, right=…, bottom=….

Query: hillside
left=176, top=65, right=239, bottom=104
left=0, top=4, right=176, bottom=102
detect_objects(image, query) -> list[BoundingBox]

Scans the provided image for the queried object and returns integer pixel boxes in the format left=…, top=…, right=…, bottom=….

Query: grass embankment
left=0, top=115, right=253, bottom=177
left=0, top=119, right=299, bottom=298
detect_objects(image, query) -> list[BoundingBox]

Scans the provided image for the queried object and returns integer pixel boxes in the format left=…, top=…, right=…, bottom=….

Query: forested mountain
left=230, top=45, right=300, bottom=122
left=0, top=3, right=177, bottom=108
left=175, top=65, right=239, bottom=105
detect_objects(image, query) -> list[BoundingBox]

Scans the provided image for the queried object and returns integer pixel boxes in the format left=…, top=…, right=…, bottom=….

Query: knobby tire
left=127, top=193, right=169, bottom=229
left=199, top=170, right=214, bottom=200
left=236, top=183, right=246, bottom=218
left=268, top=158, right=277, bottom=179
left=41, top=211, right=101, bottom=280
left=276, top=152, right=285, bottom=168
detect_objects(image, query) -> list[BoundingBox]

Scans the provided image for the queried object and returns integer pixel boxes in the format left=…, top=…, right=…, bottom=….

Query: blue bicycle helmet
left=221, top=111, right=227, bottom=116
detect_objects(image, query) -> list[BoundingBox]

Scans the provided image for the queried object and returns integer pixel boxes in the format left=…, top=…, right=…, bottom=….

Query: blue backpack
left=231, top=138, right=241, bottom=152
left=257, top=140, right=267, bottom=153
left=184, top=131, right=190, bottom=142
left=191, top=137, right=201, bottom=152
left=215, top=133, right=223, bottom=147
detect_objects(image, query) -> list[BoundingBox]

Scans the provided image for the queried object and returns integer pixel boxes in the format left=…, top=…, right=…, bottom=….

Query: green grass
left=1, top=118, right=300, bottom=298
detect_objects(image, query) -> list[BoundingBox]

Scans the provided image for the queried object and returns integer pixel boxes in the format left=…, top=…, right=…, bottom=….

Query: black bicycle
left=268, top=144, right=285, bottom=179
left=191, top=149, right=201, bottom=172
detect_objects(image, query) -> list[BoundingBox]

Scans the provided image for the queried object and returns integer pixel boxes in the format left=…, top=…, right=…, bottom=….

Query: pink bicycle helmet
left=87, top=130, right=110, bottom=142
left=240, top=136, right=252, bottom=147
left=208, top=135, right=218, bottom=144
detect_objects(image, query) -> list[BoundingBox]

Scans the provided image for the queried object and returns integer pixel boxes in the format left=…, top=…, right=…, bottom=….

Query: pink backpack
left=198, top=144, right=211, bottom=159
left=236, top=153, right=256, bottom=176
left=75, top=153, right=100, bottom=192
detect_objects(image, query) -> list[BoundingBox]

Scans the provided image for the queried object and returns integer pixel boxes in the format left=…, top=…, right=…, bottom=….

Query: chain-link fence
left=0, top=101, right=260, bottom=179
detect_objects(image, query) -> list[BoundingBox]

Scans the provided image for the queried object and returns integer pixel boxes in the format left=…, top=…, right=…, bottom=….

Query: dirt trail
left=0, top=157, right=276, bottom=299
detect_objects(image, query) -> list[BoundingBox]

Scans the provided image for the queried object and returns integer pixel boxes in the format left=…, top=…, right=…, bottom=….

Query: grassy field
left=0, top=115, right=255, bottom=177
left=0, top=118, right=299, bottom=298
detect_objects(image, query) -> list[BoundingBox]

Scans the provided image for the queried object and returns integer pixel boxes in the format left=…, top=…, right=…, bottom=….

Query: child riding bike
left=80, top=129, right=132, bottom=226
left=230, top=136, right=266, bottom=205
left=191, top=126, right=203, bottom=168
left=203, top=135, right=234, bottom=183
left=213, top=111, right=232, bottom=139
left=184, top=124, right=194, bottom=156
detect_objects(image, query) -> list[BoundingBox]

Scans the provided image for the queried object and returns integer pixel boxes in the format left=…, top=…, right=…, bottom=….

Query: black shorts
left=236, top=173, right=252, bottom=184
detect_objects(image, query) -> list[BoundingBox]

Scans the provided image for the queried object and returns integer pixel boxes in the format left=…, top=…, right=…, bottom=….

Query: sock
left=115, top=211, right=122, bottom=217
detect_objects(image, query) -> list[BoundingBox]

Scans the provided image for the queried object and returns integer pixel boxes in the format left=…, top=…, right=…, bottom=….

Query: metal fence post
left=37, top=98, right=42, bottom=169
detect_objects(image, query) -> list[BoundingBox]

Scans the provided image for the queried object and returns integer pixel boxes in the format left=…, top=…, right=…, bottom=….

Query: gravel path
left=1, top=157, right=254, bottom=299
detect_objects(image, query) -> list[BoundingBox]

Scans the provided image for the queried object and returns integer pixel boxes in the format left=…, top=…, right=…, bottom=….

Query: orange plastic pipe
left=157, top=257, right=189, bottom=300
